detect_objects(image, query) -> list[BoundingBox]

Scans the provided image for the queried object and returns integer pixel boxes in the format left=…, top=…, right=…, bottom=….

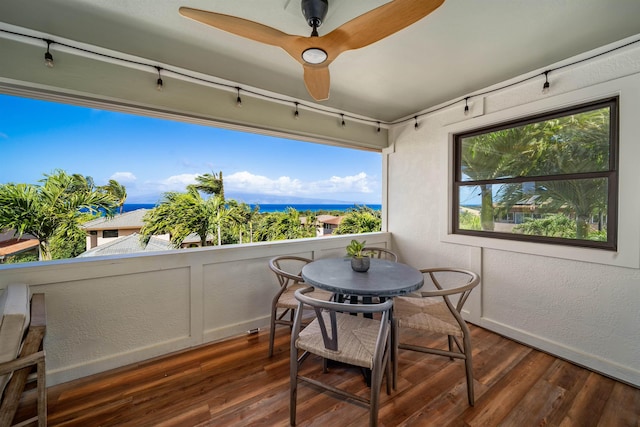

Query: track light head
left=236, top=87, right=242, bottom=108
left=542, top=71, right=550, bottom=94
left=155, top=67, right=163, bottom=91
left=44, top=40, right=54, bottom=68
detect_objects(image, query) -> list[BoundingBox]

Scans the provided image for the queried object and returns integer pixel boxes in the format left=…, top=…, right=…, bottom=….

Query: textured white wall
left=387, top=37, right=640, bottom=386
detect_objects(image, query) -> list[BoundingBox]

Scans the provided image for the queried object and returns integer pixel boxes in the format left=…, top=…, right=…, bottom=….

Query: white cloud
left=225, top=171, right=374, bottom=196
left=226, top=171, right=304, bottom=195
left=315, top=172, right=373, bottom=194
left=0, top=132, right=8, bottom=139
left=159, top=173, right=199, bottom=191
left=127, top=171, right=379, bottom=203
left=132, top=173, right=200, bottom=196
left=110, top=171, right=137, bottom=183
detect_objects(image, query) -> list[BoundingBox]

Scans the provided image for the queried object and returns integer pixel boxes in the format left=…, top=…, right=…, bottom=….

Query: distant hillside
left=126, top=191, right=374, bottom=205
left=226, top=192, right=371, bottom=205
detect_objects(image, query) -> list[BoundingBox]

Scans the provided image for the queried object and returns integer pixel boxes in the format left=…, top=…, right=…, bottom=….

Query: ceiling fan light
left=302, top=48, right=327, bottom=64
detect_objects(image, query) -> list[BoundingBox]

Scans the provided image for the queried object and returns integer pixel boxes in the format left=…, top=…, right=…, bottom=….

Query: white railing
left=0, top=233, right=391, bottom=386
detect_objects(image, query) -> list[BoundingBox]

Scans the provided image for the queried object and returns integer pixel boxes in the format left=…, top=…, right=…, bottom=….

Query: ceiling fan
left=179, top=0, right=445, bottom=101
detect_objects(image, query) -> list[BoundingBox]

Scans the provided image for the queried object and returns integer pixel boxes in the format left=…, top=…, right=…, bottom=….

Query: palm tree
left=101, top=180, right=127, bottom=213
left=227, top=200, right=259, bottom=243
left=193, top=171, right=224, bottom=199
left=0, top=170, right=119, bottom=260
left=490, top=109, right=610, bottom=240
left=524, top=110, right=610, bottom=239
left=141, top=187, right=213, bottom=247
left=140, top=186, right=238, bottom=247
left=209, top=194, right=239, bottom=246
left=460, top=124, right=549, bottom=230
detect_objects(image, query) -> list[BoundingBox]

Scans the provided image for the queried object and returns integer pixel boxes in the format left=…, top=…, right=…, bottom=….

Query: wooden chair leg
left=37, top=356, right=47, bottom=427
left=464, top=335, right=474, bottom=406
left=392, top=321, right=399, bottom=390
left=268, top=307, right=277, bottom=357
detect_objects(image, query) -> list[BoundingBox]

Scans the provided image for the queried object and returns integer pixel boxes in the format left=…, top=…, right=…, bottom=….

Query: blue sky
left=0, top=94, right=382, bottom=204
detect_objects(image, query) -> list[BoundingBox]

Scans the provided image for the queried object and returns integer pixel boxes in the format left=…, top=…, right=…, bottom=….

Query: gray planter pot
left=350, top=256, right=370, bottom=272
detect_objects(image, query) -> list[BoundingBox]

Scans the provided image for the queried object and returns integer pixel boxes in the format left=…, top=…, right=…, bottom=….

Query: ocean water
left=122, top=203, right=381, bottom=214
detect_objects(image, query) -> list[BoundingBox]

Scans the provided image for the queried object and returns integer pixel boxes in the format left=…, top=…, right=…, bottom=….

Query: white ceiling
left=1, top=0, right=640, bottom=122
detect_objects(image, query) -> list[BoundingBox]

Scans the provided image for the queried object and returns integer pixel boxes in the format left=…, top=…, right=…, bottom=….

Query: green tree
left=4, top=252, right=39, bottom=264
left=141, top=187, right=213, bottom=247
left=0, top=170, right=118, bottom=260
left=513, top=214, right=576, bottom=238
left=459, top=209, right=481, bottom=231
left=335, top=206, right=381, bottom=234
left=253, top=208, right=316, bottom=241
left=227, top=200, right=260, bottom=244
left=493, top=109, right=610, bottom=240
left=208, top=193, right=239, bottom=245
left=462, top=106, right=610, bottom=241
left=532, top=111, right=609, bottom=239
left=140, top=185, right=238, bottom=247
left=101, top=179, right=128, bottom=213
left=461, top=124, right=549, bottom=230
left=49, top=212, right=97, bottom=259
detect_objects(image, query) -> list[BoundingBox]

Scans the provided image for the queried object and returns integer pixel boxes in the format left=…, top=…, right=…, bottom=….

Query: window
left=453, top=97, right=618, bottom=250
left=103, top=230, right=119, bottom=238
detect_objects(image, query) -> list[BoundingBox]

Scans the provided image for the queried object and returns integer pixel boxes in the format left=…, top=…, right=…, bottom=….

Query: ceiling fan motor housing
left=301, top=0, right=328, bottom=28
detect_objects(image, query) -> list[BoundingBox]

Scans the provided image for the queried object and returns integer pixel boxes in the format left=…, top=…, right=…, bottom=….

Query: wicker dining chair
left=362, top=247, right=398, bottom=262
left=392, top=267, right=480, bottom=405
left=290, top=287, right=393, bottom=427
left=267, top=256, right=333, bottom=357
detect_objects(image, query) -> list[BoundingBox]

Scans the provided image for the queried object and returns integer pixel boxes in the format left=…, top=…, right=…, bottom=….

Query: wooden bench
left=0, top=285, right=46, bottom=427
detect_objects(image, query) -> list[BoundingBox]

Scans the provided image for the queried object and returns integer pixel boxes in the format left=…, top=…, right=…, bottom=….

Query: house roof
left=182, top=233, right=214, bottom=245
left=302, top=215, right=344, bottom=226
left=0, top=230, right=36, bottom=243
left=316, top=215, right=338, bottom=223
left=76, top=233, right=172, bottom=258
left=81, top=209, right=148, bottom=231
left=0, top=238, right=39, bottom=257
left=322, top=217, right=343, bottom=226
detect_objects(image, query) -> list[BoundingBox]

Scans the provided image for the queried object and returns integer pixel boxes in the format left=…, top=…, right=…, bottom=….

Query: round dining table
left=301, top=257, right=424, bottom=298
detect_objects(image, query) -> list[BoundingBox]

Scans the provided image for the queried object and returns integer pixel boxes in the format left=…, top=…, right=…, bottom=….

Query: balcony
left=2, top=234, right=393, bottom=386
left=1, top=2, right=640, bottom=424
left=3, top=233, right=640, bottom=425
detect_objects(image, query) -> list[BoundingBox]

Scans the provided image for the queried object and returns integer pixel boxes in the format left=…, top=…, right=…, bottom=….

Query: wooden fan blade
left=179, top=7, right=293, bottom=48
left=323, top=0, right=445, bottom=52
left=303, top=65, right=330, bottom=101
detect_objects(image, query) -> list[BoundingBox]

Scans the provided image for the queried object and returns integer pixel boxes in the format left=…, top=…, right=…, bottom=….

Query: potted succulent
left=346, top=239, right=371, bottom=272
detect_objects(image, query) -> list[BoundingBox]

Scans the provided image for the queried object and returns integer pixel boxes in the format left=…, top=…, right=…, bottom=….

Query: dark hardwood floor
left=15, top=325, right=640, bottom=426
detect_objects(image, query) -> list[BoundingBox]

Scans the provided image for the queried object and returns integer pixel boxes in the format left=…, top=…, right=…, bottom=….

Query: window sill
left=440, top=231, right=637, bottom=268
